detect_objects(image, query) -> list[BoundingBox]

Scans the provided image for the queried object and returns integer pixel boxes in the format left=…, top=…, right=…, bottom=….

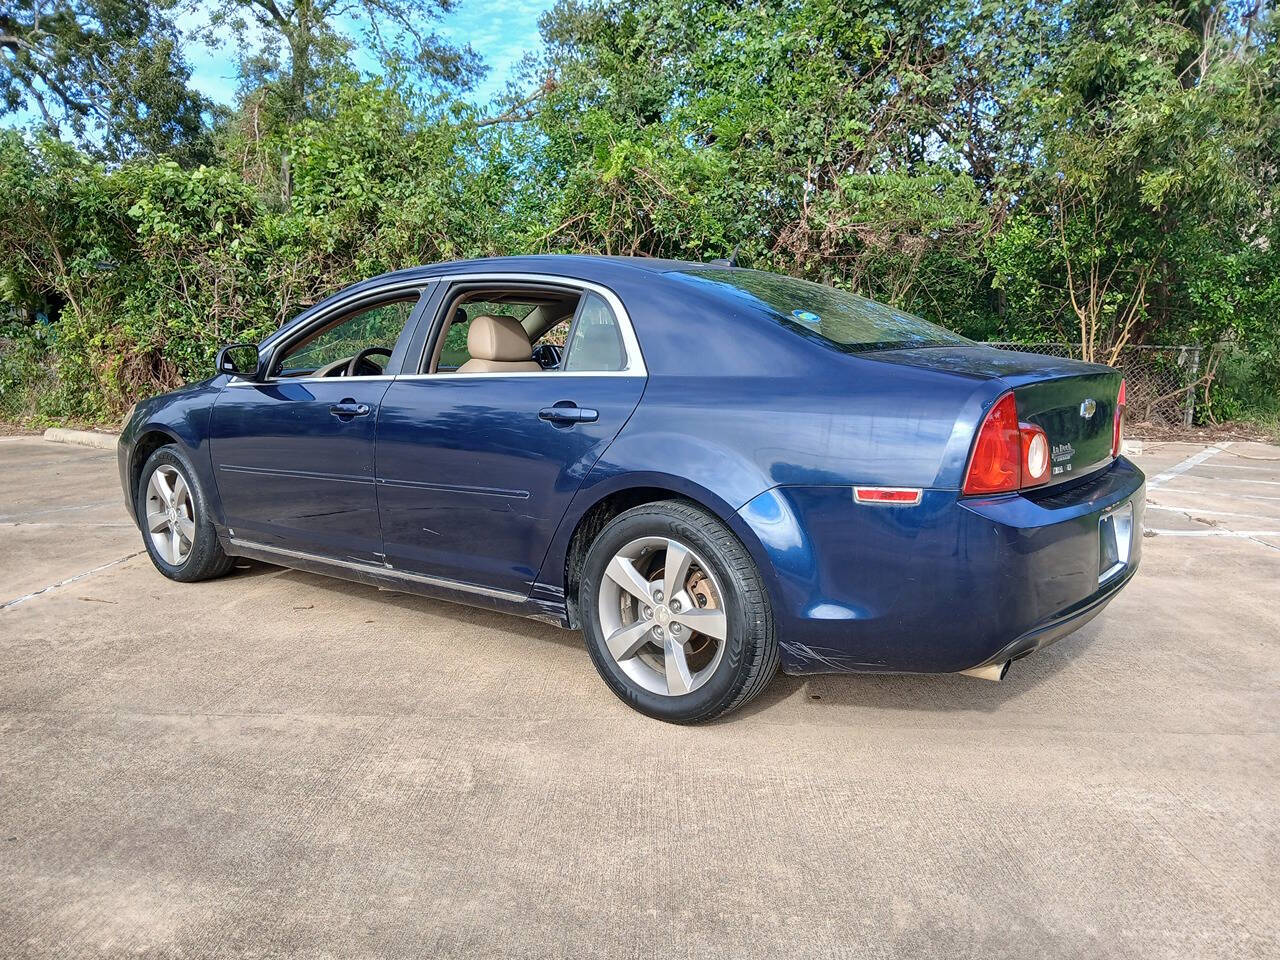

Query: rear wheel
left=137, top=445, right=234, bottom=582
left=580, top=500, right=778, bottom=723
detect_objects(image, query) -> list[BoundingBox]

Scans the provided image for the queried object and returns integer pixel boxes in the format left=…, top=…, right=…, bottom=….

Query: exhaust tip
left=959, top=660, right=1011, bottom=682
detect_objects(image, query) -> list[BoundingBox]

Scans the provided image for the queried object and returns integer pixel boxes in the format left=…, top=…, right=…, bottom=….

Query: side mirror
left=216, top=343, right=262, bottom=380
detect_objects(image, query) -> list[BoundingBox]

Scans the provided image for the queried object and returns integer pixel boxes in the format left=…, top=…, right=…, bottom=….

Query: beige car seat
left=456, top=315, right=542, bottom=373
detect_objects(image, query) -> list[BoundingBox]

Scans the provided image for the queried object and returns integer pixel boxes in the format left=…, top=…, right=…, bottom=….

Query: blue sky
left=184, top=0, right=555, bottom=108
left=440, top=0, right=557, bottom=103
left=2, top=0, right=553, bottom=131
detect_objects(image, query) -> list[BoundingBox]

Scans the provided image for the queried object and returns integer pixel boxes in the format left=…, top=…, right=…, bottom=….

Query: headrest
left=467, top=314, right=532, bottom=362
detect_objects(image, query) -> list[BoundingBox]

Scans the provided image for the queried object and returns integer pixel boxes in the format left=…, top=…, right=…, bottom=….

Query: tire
left=136, top=444, right=234, bottom=583
left=580, top=500, right=778, bottom=723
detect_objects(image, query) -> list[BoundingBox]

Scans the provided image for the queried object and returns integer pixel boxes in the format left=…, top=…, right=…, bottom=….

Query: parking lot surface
left=1, top=434, right=1277, bottom=959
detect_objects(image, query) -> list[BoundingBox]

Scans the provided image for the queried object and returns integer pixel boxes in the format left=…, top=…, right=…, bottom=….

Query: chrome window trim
left=410, top=272, right=647, bottom=379
left=258, top=278, right=434, bottom=352
left=394, top=370, right=642, bottom=381
left=223, top=279, right=435, bottom=388
left=225, top=374, right=397, bottom=388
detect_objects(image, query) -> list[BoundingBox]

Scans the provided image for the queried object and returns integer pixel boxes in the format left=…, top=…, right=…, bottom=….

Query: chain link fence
left=984, top=342, right=1211, bottom=427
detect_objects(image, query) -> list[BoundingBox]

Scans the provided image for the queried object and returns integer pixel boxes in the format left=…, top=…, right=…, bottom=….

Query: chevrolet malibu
left=118, top=256, right=1144, bottom=722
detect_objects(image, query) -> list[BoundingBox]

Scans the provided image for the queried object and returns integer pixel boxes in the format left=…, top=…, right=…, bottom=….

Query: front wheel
left=580, top=500, right=778, bottom=723
left=137, top=445, right=234, bottom=583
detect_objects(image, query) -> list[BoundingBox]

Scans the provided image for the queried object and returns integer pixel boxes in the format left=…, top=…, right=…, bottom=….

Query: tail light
left=1021, top=423, right=1050, bottom=486
left=962, top=392, right=1052, bottom=495
left=962, top=392, right=1021, bottom=494
left=1111, top=378, right=1126, bottom=458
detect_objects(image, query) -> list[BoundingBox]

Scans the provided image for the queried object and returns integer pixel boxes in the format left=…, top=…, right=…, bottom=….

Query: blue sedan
left=118, top=256, right=1143, bottom=722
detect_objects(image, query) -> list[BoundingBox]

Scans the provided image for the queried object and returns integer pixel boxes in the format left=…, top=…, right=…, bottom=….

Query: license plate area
left=1099, top=501, right=1134, bottom=584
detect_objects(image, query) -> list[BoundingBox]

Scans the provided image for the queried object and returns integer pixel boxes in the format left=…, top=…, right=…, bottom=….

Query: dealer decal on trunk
left=1051, top=442, right=1076, bottom=475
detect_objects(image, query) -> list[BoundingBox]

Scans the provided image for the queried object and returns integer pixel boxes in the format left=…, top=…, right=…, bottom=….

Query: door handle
left=539, top=404, right=599, bottom=425
left=329, top=401, right=371, bottom=419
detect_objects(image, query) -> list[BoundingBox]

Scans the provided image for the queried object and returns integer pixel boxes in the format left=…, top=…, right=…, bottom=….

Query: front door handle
left=539, top=403, right=599, bottom=425
left=329, top=400, right=371, bottom=419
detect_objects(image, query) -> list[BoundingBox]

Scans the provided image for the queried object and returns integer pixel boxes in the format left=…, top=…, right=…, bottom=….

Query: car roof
left=270, top=255, right=734, bottom=345
left=366, top=254, right=727, bottom=285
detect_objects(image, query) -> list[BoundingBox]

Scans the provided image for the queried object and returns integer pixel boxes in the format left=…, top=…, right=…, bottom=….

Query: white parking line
left=0, top=552, right=143, bottom=610
left=0, top=499, right=120, bottom=522
left=1153, top=484, right=1280, bottom=503
left=1146, top=443, right=1231, bottom=490
left=1146, top=528, right=1280, bottom=537
left=1183, top=474, right=1280, bottom=487
left=1196, top=461, right=1280, bottom=472
left=0, top=521, right=135, bottom=529
left=1144, top=503, right=1280, bottom=523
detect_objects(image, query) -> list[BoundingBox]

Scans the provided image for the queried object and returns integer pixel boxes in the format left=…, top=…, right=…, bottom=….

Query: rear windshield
left=677, top=269, right=969, bottom=353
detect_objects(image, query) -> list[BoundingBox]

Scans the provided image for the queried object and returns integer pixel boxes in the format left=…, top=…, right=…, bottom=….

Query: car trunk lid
left=864, top=344, right=1122, bottom=486
left=1012, top=371, right=1120, bottom=483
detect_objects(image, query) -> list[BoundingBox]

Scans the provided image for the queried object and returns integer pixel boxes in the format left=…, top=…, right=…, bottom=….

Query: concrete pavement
left=1, top=435, right=1277, bottom=958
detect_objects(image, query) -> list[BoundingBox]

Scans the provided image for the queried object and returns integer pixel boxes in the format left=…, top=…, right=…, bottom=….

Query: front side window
left=675, top=269, right=969, bottom=353
left=563, top=292, right=627, bottom=372
left=278, top=298, right=417, bottom=376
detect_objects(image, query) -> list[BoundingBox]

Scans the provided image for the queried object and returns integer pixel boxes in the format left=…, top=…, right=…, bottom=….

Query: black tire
left=580, top=500, right=778, bottom=723
left=136, top=444, right=234, bottom=583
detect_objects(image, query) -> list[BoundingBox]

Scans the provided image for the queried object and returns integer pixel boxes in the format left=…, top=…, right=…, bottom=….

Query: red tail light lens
left=1111, top=379, right=1126, bottom=457
left=1021, top=423, right=1050, bottom=486
left=962, top=392, right=1022, bottom=495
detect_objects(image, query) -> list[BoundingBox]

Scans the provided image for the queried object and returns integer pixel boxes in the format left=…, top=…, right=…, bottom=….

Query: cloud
left=436, top=0, right=553, bottom=103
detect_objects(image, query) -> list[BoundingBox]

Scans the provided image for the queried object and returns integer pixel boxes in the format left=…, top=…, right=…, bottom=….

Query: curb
left=43, top=428, right=119, bottom=451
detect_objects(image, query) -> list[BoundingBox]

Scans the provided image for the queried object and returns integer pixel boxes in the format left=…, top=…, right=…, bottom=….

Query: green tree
left=199, top=0, right=484, bottom=124
left=1, top=0, right=1278, bottom=428
left=525, top=0, right=1029, bottom=322
left=0, top=0, right=213, bottom=161
left=991, top=0, right=1279, bottom=362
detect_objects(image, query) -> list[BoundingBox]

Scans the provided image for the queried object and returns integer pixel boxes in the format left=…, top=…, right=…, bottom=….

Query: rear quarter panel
left=533, top=357, right=1002, bottom=617
left=739, top=460, right=1144, bottom=674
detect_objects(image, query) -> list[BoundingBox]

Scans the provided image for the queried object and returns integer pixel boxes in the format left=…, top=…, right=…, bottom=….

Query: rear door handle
left=329, top=401, right=371, bottom=419
left=539, top=404, right=599, bottom=425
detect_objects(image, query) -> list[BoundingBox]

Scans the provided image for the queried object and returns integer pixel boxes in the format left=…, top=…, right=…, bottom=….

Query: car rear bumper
left=736, top=458, right=1145, bottom=675
left=963, top=555, right=1138, bottom=672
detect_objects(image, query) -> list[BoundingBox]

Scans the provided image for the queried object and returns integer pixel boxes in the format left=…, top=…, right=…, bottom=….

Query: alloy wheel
left=145, top=464, right=195, bottom=566
left=596, top=536, right=729, bottom=696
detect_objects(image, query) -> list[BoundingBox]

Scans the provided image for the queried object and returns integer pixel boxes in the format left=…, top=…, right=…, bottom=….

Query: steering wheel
left=531, top=342, right=563, bottom=370
left=347, top=346, right=392, bottom=377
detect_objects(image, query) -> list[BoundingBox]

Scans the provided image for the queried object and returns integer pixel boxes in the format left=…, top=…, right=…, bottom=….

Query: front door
left=375, top=285, right=646, bottom=597
left=209, top=295, right=421, bottom=562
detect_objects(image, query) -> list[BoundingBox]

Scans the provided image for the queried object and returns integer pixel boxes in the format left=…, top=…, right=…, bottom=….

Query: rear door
left=209, top=286, right=429, bottom=561
left=375, top=277, right=646, bottom=597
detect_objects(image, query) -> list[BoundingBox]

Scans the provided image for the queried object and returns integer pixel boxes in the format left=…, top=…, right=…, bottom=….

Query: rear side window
left=439, top=300, right=539, bottom=369
left=676, top=269, right=969, bottom=353
left=563, top=293, right=627, bottom=372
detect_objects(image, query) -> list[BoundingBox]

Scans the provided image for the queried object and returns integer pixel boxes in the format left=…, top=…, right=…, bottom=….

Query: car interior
left=270, top=284, right=627, bottom=379
left=272, top=297, right=418, bottom=379
left=427, top=289, right=581, bottom=374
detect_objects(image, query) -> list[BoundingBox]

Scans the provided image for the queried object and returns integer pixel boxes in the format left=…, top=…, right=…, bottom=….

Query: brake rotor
left=682, top=569, right=718, bottom=660
left=621, top=552, right=724, bottom=677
